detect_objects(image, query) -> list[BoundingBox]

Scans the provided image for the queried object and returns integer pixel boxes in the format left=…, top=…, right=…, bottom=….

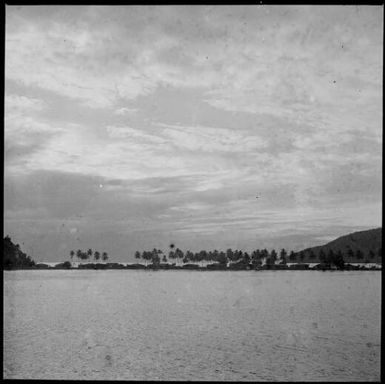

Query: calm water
left=4, top=270, right=381, bottom=381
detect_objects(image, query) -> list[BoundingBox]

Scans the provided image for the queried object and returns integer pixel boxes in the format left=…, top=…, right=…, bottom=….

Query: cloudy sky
left=4, top=5, right=382, bottom=262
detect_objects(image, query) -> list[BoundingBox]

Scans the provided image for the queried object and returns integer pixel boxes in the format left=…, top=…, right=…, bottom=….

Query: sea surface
left=4, top=270, right=381, bottom=381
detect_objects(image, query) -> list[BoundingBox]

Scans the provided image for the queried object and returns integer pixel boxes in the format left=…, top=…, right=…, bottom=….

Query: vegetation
left=3, top=236, right=36, bottom=270
left=70, top=249, right=108, bottom=263
left=300, top=228, right=382, bottom=263
left=131, top=240, right=381, bottom=271
left=132, top=247, right=324, bottom=269
left=4, top=228, right=382, bottom=271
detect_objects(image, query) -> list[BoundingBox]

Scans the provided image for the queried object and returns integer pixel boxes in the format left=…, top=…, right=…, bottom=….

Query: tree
left=333, top=250, right=344, bottom=269
left=279, top=249, right=287, bottom=265
left=356, top=249, right=364, bottom=260
left=70, top=250, right=75, bottom=260
left=3, top=236, right=36, bottom=269
left=326, top=249, right=335, bottom=266
left=142, top=251, right=150, bottom=266
left=134, top=251, right=141, bottom=262
left=309, top=250, right=316, bottom=260
left=76, top=249, right=82, bottom=261
left=175, top=248, right=184, bottom=265
left=87, top=249, right=93, bottom=260
left=265, top=251, right=275, bottom=268
left=299, top=251, right=305, bottom=262
left=186, top=250, right=194, bottom=263
left=347, top=248, right=354, bottom=260
left=151, top=249, right=160, bottom=266
left=289, top=251, right=296, bottom=262
left=162, top=254, right=167, bottom=263
left=168, top=250, right=175, bottom=264
left=226, top=248, right=234, bottom=263
left=242, top=252, right=250, bottom=266
left=198, top=250, right=207, bottom=267
left=270, top=249, right=277, bottom=264
left=94, top=251, right=100, bottom=261
left=319, top=249, right=326, bottom=264
left=168, top=243, right=176, bottom=264
left=251, top=249, right=262, bottom=268
left=102, top=252, right=108, bottom=262
left=218, top=251, right=227, bottom=265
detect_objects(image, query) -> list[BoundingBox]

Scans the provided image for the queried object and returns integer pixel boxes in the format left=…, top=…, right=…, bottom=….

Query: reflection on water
left=4, top=270, right=381, bottom=381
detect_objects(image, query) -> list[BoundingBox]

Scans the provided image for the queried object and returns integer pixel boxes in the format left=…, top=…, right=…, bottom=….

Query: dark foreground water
left=4, top=270, right=381, bottom=381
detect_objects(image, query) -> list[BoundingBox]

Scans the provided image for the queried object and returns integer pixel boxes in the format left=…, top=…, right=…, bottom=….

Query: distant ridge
left=299, top=228, right=382, bottom=263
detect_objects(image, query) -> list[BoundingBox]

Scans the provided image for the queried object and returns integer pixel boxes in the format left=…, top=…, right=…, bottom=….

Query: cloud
left=155, top=122, right=268, bottom=153
left=114, top=107, right=138, bottom=115
left=4, top=93, right=66, bottom=169
left=4, top=6, right=382, bottom=261
left=5, top=94, right=46, bottom=113
left=106, top=125, right=166, bottom=143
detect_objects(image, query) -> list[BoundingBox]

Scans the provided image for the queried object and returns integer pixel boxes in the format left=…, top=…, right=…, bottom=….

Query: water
left=4, top=270, right=381, bottom=381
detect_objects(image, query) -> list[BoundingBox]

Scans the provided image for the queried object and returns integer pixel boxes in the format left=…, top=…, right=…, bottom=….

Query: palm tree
left=175, top=248, right=184, bottom=265
left=334, top=250, right=344, bottom=269
left=251, top=249, right=262, bottom=268
left=143, top=251, right=151, bottom=266
left=218, top=251, right=227, bottom=265
left=226, top=248, right=234, bottom=264
left=102, top=252, right=108, bottom=262
left=94, top=251, right=100, bottom=262
left=270, top=249, right=277, bottom=265
left=70, top=250, right=75, bottom=260
left=151, top=249, right=160, bottom=266
left=198, top=250, right=207, bottom=267
left=243, top=252, right=250, bottom=266
left=87, top=249, right=93, bottom=260
left=168, top=250, right=175, bottom=265
left=76, top=249, right=82, bottom=261
left=135, top=251, right=141, bottom=263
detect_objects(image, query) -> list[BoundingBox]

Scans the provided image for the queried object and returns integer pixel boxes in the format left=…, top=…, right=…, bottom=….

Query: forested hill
left=299, top=228, right=382, bottom=263
left=3, top=236, right=36, bottom=270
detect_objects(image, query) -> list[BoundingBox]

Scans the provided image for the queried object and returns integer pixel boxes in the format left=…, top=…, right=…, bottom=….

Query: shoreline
left=5, top=262, right=382, bottom=272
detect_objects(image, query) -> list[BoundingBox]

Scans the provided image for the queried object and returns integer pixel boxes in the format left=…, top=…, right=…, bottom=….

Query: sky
left=4, top=5, right=383, bottom=263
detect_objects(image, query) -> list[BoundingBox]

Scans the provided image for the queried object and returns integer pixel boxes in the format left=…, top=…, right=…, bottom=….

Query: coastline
left=5, top=261, right=382, bottom=271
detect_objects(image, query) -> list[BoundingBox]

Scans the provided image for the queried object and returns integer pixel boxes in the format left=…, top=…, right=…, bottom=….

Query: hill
left=3, top=236, right=36, bottom=270
left=297, top=228, right=382, bottom=263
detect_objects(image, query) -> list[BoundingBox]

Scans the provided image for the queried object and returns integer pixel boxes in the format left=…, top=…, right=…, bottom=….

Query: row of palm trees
left=134, top=246, right=294, bottom=267
left=133, top=245, right=381, bottom=267
left=70, top=249, right=109, bottom=263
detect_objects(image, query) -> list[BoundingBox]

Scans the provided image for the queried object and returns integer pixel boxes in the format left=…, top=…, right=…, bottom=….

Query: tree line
left=133, top=247, right=300, bottom=267
left=69, top=249, right=109, bottom=262
left=133, top=245, right=381, bottom=268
